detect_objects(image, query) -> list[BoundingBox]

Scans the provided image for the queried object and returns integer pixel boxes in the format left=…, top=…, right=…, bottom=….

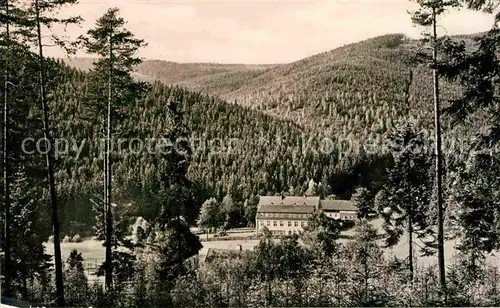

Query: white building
left=319, top=199, right=358, bottom=221
left=255, top=196, right=318, bottom=236
left=255, top=196, right=357, bottom=236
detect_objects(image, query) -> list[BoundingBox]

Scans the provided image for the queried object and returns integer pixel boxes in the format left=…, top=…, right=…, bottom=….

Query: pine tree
left=254, top=229, right=280, bottom=306
left=153, top=95, right=201, bottom=285
left=438, top=0, right=500, bottom=286
left=156, top=96, right=194, bottom=224
left=447, top=153, right=500, bottom=277
left=5, top=171, right=51, bottom=299
left=197, top=197, right=222, bottom=235
left=1, top=0, right=77, bottom=301
left=344, top=220, right=385, bottom=306
left=381, top=123, right=435, bottom=281
left=438, top=2, right=500, bottom=146
left=411, top=0, right=460, bottom=296
left=64, top=249, right=88, bottom=306
left=153, top=216, right=202, bottom=303
left=0, top=41, right=50, bottom=301
left=80, top=7, right=146, bottom=290
left=301, top=212, right=342, bottom=258
left=1, top=0, right=12, bottom=294
left=15, top=0, right=82, bottom=305
left=0, top=0, right=31, bottom=295
left=351, top=187, right=374, bottom=219
left=243, top=196, right=258, bottom=227
left=305, top=179, right=318, bottom=196
left=222, top=193, right=234, bottom=227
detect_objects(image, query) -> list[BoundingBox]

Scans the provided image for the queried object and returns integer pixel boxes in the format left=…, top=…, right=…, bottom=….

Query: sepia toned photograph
left=0, top=0, right=499, bottom=307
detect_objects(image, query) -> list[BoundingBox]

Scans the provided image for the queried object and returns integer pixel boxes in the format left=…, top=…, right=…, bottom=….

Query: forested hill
left=54, top=33, right=478, bottom=233
left=65, top=33, right=470, bottom=137
left=41, top=60, right=391, bottom=234
left=62, top=57, right=276, bottom=97
left=131, top=33, right=479, bottom=155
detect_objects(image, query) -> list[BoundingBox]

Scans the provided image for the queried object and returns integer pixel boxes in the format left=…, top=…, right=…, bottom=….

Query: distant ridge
left=62, top=32, right=480, bottom=104
left=63, top=32, right=480, bottom=132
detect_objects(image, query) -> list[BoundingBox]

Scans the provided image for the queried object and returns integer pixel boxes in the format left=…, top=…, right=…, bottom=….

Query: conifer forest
left=2, top=0, right=500, bottom=307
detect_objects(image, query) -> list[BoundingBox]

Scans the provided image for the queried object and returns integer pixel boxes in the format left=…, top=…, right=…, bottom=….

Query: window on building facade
left=301, top=221, right=304, bottom=227
left=260, top=221, right=263, bottom=226
left=273, top=221, right=277, bottom=226
left=288, top=221, right=291, bottom=227
left=294, top=221, right=298, bottom=227
left=280, top=221, right=283, bottom=226
left=267, top=220, right=270, bottom=226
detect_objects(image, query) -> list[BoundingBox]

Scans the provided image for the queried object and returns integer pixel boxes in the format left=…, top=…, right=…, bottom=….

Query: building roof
left=319, top=199, right=356, bottom=212
left=256, top=196, right=356, bottom=214
left=258, top=196, right=320, bottom=207
left=257, top=196, right=319, bottom=214
left=258, top=205, right=316, bottom=214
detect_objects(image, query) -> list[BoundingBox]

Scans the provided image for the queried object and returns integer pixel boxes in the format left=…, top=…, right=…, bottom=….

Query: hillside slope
left=39, top=62, right=393, bottom=234
left=65, top=34, right=468, bottom=141
left=62, top=57, right=276, bottom=96
left=160, top=34, right=478, bottom=154
left=55, top=33, right=484, bottom=233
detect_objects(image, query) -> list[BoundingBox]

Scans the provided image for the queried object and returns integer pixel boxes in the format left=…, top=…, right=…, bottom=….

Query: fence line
left=83, top=258, right=105, bottom=280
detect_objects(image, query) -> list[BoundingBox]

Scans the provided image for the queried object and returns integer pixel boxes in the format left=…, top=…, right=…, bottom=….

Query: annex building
left=255, top=196, right=357, bottom=236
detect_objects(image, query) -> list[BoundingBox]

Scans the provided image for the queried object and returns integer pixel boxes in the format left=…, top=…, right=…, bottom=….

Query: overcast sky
left=47, top=0, right=495, bottom=64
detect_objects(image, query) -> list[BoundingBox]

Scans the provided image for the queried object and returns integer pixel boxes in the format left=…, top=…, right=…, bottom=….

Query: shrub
left=131, top=217, right=151, bottom=244
left=72, top=234, right=82, bottom=243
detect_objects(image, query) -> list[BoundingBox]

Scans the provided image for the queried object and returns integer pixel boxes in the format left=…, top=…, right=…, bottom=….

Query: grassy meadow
left=44, top=218, right=500, bottom=277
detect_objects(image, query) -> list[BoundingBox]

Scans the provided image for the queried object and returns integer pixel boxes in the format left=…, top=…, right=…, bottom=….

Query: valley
left=2, top=1, right=499, bottom=306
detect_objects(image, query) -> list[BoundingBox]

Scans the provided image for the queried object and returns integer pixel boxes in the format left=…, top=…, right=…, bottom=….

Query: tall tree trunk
left=408, top=211, right=414, bottom=282
left=403, top=69, right=415, bottom=283
left=103, top=128, right=107, bottom=222
left=432, top=6, right=446, bottom=301
left=364, top=252, right=368, bottom=304
left=105, top=31, right=113, bottom=291
left=267, top=277, right=272, bottom=306
left=404, top=70, right=413, bottom=116
left=35, top=0, right=64, bottom=305
left=3, top=0, right=11, bottom=295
